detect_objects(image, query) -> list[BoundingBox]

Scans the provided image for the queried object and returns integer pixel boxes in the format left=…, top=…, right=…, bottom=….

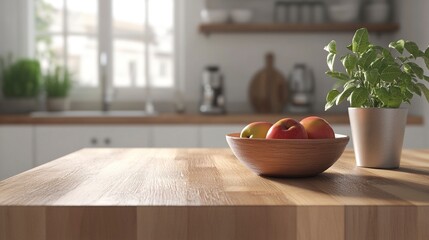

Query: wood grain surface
left=0, top=113, right=423, bottom=125
left=1, top=148, right=429, bottom=240
left=199, top=23, right=400, bottom=35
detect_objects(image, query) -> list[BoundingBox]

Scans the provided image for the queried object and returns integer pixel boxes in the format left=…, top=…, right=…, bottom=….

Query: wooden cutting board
left=249, top=53, right=288, bottom=113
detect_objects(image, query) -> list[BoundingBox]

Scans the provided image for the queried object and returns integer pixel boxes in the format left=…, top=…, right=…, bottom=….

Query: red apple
left=240, top=122, right=273, bottom=139
left=266, top=118, right=308, bottom=139
left=300, top=116, right=335, bottom=139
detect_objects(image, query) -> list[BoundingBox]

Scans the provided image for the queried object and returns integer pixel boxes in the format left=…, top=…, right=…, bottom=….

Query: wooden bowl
left=226, top=133, right=349, bottom=177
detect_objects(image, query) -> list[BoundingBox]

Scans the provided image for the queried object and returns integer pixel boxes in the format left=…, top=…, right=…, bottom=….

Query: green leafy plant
left=1, top=58, right=42, bottom=98
left=324, top=28, right=429, bottom=110
left=44, top=66, right=73, bottom=98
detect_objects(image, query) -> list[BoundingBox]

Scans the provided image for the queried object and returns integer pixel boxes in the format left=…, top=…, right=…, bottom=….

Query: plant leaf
left=375, top=88, right=390, bottom=106
left=324, top=40, right=337, bottom=54
left=352, top=28, right=370, bottom=54
left=405, top=41, right=425, bottom=58
left=380, top=65, right=402, bottom=82
left=388, top=87, right=402, bottom=107
left=325, top=89, right=340, bottom=111
left=336, top=86, right=356, bottom=105
left=382, top=49, right=395, bottom=63
left=389, top=40, right=405, bottom=54
left=326, top=71, right=349, bottom=81
left=407, top=82, right=421, bottom=96
left=358, top=49, right=377, bottom=69
left=423, top=56, right=429, bottom=69
left=364, top=69, right=379, bottom=85
left=405, top=62, right=424, bottom=79
left=417, top=83, right=429, bottom=102
left=350, top=88, right=369, bottom=107
left=346, top=44, right=353, bottom=51
left=327, top=53, right=336, bottom=71
left=341, top=54, right=358, bottom=75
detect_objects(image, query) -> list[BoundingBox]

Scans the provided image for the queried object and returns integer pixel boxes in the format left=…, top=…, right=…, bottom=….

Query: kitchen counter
left=0, top=149, right=428, bottom=240
left=0, top=113, right=424, bottom=125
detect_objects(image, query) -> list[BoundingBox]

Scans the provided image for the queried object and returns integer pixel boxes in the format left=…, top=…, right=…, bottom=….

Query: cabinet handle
left=91, top=138, right=98, bottom=146
left=104, top=138, right=111, bottom=146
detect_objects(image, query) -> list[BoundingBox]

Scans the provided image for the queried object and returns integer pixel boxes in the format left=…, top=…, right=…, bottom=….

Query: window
left=35, top=0, right=176, bottom=99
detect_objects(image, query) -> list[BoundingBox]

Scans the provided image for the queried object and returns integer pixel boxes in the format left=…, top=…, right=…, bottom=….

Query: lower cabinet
left=200, top=125, right=244, bottom=147
left=35, top=125, right=151, bottom=166
left=0, top=126, right=34, bottom=180
left=0, top=123, right=426, bottom=179
left=151, top=125, right=200, bottom=148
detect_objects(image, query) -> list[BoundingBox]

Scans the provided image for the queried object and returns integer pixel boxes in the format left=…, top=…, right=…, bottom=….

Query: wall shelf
left=199, top=23, right=400, bottom=35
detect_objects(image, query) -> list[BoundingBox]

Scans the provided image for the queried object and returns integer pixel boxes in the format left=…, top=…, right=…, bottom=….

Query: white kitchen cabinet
left=200, top=124, right=244, bottom=147
left=152, top=125, right=200, bottom=147
left=0, top=126, right=34, bottom=180
left=35, top=125, right=150, bottom=166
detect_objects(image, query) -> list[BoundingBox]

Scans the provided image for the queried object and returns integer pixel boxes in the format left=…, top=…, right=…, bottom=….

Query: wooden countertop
left=0, top=113, right=424, bottom=125
left=0, top=148, right=428, bottom=240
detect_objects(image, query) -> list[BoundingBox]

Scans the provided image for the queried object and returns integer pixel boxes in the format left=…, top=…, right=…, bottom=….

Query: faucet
left=100, top=52, right=112, bottom=112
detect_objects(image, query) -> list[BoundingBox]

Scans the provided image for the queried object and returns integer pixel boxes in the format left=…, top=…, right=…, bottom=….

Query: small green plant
left=324, top=28, right=429, bottom=110
left=44, top=66, right=73, bottom=98
left=1, top=58, right=42, bottom=98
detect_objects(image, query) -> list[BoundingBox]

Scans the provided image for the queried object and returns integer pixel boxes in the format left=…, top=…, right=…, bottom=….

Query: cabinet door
left=35, top=125, right=151, bottom=166
left=0, top=126, right=34, bottom=180
left=35, top=126, right=100, bottom=166
left=152, top=125, right=199, bottom=147
left=97, top=126, right=151, bottom=148
left=201, top=125, right=244, bottom=148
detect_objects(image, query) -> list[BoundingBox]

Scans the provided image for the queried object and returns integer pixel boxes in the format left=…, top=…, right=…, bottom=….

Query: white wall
left=395, top=0, right=429, bottom=147
left=183, top=0, right=397, bottom=113
left=0, top=0, right=32, bottom=58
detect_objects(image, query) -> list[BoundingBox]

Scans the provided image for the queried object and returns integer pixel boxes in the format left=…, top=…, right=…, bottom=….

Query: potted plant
left=0, top=58, right=42, bottom=113
left=324, top=28, right=429, bottom=169
left=44, top=66, right=73, bottom=111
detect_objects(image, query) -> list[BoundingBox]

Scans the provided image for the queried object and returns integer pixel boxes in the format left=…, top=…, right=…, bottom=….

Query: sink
left=31, top=111, right=157, bottom=118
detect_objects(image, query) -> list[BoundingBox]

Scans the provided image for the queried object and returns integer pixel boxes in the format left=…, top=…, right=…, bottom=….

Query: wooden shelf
left=199, top=23, right=400, bottom=35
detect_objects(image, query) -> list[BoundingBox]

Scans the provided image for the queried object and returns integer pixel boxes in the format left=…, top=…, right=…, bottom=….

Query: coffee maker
left=199, top=66, right=226, bottom=114
left=288, top=63, right=315, bottom=113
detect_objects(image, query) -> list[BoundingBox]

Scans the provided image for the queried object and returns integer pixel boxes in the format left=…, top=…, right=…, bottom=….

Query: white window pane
left=36, top=35, right=64, bottom=71
left=112, top=0, right=175, bottom=88
left=113, top=0, right=145, bottom=35
left=150, top=0, right=175, bottom=88
left=113, top=39, right=145, bottom=87
left=67, top=0, right=97, bottom=34
left=35, top=0, right=63, bottom=33
left=68, top=36, right=98, bottom=87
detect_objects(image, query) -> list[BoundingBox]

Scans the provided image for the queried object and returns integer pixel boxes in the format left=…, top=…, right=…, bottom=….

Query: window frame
left=32, top=0, right=183, bottom=102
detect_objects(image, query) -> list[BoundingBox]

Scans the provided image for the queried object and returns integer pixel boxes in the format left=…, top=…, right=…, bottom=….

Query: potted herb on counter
left=324, top=28, right=429, bottom=169
left=45, top=66, right=73, bottom=111
left=0, top=58, right=42, bottom=113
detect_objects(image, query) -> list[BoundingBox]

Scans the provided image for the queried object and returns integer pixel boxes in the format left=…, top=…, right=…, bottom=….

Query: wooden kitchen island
left=0, top=149, right=428, bottom=240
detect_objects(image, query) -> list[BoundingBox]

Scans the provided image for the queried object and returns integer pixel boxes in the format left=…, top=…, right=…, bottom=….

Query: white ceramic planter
left=46, top=98, right=70, bottom=112
left=349, top=108, right=408, bottom=169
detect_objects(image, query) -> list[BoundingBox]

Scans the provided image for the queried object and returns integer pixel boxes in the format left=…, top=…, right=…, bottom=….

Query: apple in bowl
left=266, top=118, right=308, bottom=139
left=300, top=116, right=335, bottom=139
left=240, top=122, right=273, bottom=139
